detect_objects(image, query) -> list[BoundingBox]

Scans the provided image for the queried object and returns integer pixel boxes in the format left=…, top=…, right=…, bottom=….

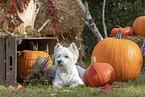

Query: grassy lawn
left=0, top=71, right=145, bottom=97
left=0, top=59, right=145, bottom=97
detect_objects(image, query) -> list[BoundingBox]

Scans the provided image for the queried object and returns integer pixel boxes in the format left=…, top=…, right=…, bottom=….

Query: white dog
left=52, top=42, right=85, bottom=88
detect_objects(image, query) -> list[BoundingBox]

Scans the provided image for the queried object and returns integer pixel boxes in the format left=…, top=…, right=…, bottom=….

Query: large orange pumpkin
left=133, top=16, right=145, bottom=36
left=83, top=57, right=115, bottom=87
left=111, top=26, right=133, bottom=37
left=92, top=30, right=143, bottom=82
left=17, top=50, right=52, bottom=81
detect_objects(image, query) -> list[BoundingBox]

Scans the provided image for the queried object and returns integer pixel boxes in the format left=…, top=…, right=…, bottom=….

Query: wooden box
left=0, top=36, right=59, bottom=85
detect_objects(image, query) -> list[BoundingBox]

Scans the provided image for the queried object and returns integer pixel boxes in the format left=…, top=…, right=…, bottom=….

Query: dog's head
left=54, top=43, right=79, bottom=69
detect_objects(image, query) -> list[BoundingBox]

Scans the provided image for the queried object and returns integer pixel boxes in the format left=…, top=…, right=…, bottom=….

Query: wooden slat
left=20, top=37, right=59, bottom=40
left=0, top=37, right=5, bottom=84
left=5, top=37, right=17, bottom=85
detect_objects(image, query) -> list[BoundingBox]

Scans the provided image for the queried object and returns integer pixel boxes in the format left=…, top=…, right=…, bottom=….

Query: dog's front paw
left=52, top=82, right=63, bottom=88
left=69, top=84, right=79, bottom=89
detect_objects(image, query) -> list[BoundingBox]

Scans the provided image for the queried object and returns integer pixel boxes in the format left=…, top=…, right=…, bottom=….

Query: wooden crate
left=0, top=37, right=5, bottom=85
left=0, top=36, right=59, bottom=85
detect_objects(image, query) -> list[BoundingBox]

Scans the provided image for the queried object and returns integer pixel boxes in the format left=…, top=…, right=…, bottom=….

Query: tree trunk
left=75, top=0, right=103, bottom=41
left=102, top=0, right=107, bottom=38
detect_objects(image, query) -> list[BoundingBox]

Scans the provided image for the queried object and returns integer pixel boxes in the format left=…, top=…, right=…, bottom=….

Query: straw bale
left=123, top=36, right=145, bottom=48
left=34, top=0, right=85, bottom=36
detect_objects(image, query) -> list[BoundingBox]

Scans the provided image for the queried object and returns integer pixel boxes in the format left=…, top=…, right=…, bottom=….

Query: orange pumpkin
left=17, top=50, right=52, bottom=81
left=83, top=57, right=115, bottom=87
left=111, top=26, right=133, bottom=37
left=92, top=30, right=143, bottom=82
left=133, top=16, right=145, bottom=36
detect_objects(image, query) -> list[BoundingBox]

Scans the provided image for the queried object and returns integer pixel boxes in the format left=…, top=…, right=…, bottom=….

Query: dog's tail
left=76, top=65, right=85, bottom=81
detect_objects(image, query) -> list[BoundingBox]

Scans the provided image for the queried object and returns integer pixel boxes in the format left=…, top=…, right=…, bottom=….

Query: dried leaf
left=99, top=84, right=122, bottom=94
left=63, top=90, right=69, bottom=92
left=15, top=20, right=19, bottom=25
left=19, top=86, right=25, bottom=92
left=50, top=93, right=57, bottom=96
left=8, top=85, right=14, bottom=89
left=8, top=94, right=13, bottom=97
left=100, top=86, right=114, bottom=94
left=11, top=20, right=16, bottom=25
left=10, top=84, right=25, bottom=92
left=5, top=13, right=10, bottom=17
left=99, top=84, right=122, bottom=89
left=17, top=84, right=22, bottom=89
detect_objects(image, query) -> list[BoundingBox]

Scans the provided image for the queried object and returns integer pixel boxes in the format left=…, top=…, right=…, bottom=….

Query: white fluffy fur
left=52, top=43, right=85, bottom=88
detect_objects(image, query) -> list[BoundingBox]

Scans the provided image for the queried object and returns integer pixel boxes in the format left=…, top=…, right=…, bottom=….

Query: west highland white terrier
left=52, top=42, right=85, bottom=88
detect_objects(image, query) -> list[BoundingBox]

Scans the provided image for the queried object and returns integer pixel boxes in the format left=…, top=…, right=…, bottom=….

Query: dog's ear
left=69, top=42, right=79, bottom=56
left=54, top=43, right=63, bottom=51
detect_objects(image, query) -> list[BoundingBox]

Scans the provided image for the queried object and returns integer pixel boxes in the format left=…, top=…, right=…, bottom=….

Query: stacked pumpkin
left=111, top=16, right=145, bottom=37
left=111, top=26, right=133, bottom=37
left=133, top=16, right=145, bottom=36
left=83, top=30, right=143, bottom=87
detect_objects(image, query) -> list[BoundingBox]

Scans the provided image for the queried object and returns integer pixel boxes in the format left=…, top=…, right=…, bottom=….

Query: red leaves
left=9, top=3, right=17, bottom=12
left=45, top=0, right=63, bottom=37
left=91, top=83, right=126, bottom=95
left=3, top=12, right=20, bottom=30
left=99, top=84, right=122, bottom=94
left=18, top=86, right=25, bottom=92
left=8, top=85, right=24, bottom=97
left=8, top=84, right=25, bottom=92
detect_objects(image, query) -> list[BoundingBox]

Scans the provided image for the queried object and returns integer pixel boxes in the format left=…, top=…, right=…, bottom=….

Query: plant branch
left=75, top=0, right=103, bottom=41
left=34, top=3, right=41, bottom=22
left=38, top=19, right=50, bottom=32
left=0, top=29, right=17, bottom=37
left=102, top=0, right=107, bottom=38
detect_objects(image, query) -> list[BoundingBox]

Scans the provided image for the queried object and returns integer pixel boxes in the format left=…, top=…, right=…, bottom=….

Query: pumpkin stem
left=91, top=56, right=96, bottom=63
left=29, top=41, right=38, bottom=51
left=115, top=30, right=123, bottom=39
left=115, top=25, right=122, bottom=28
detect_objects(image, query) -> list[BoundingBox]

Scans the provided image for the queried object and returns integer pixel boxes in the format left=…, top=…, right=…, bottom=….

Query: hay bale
left=123, top=36, right=145, bottom=48
left=35, top=0, right=85, bottom=36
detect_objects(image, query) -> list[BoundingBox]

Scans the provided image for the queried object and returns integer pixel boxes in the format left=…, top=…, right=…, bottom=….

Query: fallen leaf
left=99, top=84, right=122, bottom=94
left=50, top=93, right=57, bottom=96
left=100, top=85, right=114, bottom=94
left=99, top=84, right=122, bottom=89
left=19, top=86, right=25, bottom=92
left=8, top=94, right=13, bottom=97
left=12, top=88, right=18, bottom=92
left=17, top=84, right=22, bottom=89
left=63, top=90, right=69, bottom=92
left=8, top=85, right=14, bottom=89
left=91, top=91, right=99, bottom=95
left=10, top=84, right=25, bottom=92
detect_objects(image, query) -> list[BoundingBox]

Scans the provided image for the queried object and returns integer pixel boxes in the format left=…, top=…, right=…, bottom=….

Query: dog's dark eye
left=65, top=55, right=69, bottom=58
left=57, top=55, right=60, bottom=58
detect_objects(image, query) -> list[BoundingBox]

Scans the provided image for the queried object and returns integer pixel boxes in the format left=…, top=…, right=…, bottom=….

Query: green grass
left=0, top=71, right=145, bottom=97
left=0, top=58, right=145, bottom=97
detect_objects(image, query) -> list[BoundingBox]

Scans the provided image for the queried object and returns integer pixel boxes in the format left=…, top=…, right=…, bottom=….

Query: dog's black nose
left=58, top=60, right=62, bottom=65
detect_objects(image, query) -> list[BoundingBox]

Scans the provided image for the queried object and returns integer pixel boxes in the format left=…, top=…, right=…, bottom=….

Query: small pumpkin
left=92, top=30, right=143, bottom=82
left=133, top=16, right=145, bottom=36
left=83, top=57, right=115, bottom=87
left=17, top=50, right=52, bottom=81
left=111, top=26, right=133, bottom=37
